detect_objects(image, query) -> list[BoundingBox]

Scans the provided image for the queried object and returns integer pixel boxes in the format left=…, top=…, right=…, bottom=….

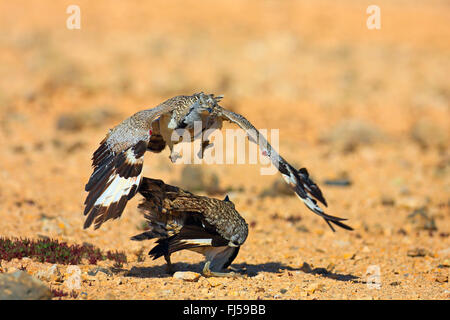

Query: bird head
left=194, top=92, right=224, bottom=113
left=167, top=92, right=224, bottom=130
left=223, top=194, right=236, bottom=209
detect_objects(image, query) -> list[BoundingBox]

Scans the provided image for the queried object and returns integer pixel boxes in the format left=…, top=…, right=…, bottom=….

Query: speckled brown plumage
left=131, top=178, right=248, bottom=276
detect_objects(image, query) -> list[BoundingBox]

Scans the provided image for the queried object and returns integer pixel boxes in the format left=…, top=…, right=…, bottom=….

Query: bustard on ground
left=131, top=177, right=248, bottom=277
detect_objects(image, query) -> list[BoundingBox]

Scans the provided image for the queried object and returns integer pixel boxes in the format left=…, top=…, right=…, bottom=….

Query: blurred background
left=0, top=0, right=448, bottom=299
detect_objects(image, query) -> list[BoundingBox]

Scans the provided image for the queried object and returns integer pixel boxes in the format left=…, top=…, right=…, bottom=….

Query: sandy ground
left=0, top=0, right=449, bottom=299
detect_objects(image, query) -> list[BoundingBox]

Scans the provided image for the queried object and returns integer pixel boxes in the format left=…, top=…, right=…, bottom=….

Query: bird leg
left=169, top=149, right=183, bottom=163
left=197, top=140, right=214, bottom=159
left=164, top=254, right=174, bottom=274
left=202, top=261, right=237, bottom=278
left=196, top=116, right=220, bottom=159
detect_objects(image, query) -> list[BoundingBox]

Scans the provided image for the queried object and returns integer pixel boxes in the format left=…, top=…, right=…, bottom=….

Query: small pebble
left=173, top=271, right=201, bottom=282
left=435, top=274, right=448, bottom=283
left=206, top=278, right=223, bottom=287
left=306, top=283, right=325, bottom=294
left=407, top=248, right=430, bottom=257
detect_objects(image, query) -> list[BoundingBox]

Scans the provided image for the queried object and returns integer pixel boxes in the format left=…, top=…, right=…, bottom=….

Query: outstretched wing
left=83, top=138, right=147, bottom=229
left=218, top=107, right=353, bottom=232
left=83, top=101, right=181, bottom=230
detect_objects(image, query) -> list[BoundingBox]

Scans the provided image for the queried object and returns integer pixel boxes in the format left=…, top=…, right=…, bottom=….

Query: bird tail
left=130, top=230, right=159, bottom=241
left=130, top=222, right=171, bottom=261
left=130, top=178, right=183, bottom=247
left=130, top=211, right=172, bottom=241
left=131, top=231, right=176, bottom=262
left=147, top=239, right=170, bottom=260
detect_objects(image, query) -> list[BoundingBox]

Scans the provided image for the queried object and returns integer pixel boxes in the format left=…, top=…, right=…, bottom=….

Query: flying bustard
left=83, top=92, right=352, bottom=231
left=131, top=177, right=248, bottom=277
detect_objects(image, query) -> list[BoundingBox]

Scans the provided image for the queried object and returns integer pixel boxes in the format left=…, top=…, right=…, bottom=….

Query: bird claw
left=165, top=254, right=174, bottom=274
left=165, top=264, right=175, bottom=275
left=202, top=261, right=239, bottom=278
left=169, top=150, right=183, bottom=163
left=229, top=266, right=246, bottom=274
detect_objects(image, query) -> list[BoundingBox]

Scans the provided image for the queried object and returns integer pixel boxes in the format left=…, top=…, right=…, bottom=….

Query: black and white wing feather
left=218, top=107, right=353, bottom=231
left=83, top=139, right=147, bottom=229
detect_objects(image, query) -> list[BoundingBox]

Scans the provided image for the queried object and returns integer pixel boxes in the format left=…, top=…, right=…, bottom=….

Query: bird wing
left=165, top=224, right=229, bottom=255
left=217, top=107, right=353, bottom=232
left=83, top=102, right=180, bottom=230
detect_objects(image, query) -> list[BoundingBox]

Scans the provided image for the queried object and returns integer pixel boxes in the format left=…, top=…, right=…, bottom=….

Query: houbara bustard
left=83, top=92, right=352, bottom=231
left=131, top=177, right=248, bottom=277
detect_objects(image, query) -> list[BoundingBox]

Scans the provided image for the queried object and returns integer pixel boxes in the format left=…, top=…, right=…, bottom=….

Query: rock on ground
left=173, top=271, right=201, bottom=282
left=0, top=271, right=52, bottom=300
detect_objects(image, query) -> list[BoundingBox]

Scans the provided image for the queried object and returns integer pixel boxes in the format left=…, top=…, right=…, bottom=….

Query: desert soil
left=0, top=0, right=448, bottom=299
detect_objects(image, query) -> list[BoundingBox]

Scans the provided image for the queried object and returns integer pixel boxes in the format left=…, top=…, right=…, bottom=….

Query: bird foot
left=164, top=254, right=174, bottom=274
left=197, top=141, right=214, bottom=159
left=165, top=264, right=175, bottom=275
left=202, top=261, right=239, bottom=278
left=229, top=266, right=246, bottom=274
left=169, top=151, right=183, bottom=163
